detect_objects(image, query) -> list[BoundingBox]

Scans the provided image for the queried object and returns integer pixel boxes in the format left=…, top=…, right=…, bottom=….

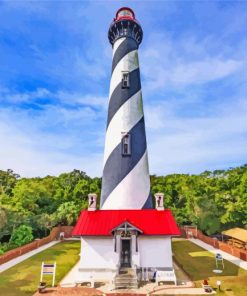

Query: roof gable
left=111, top=220, right=143, bottom=234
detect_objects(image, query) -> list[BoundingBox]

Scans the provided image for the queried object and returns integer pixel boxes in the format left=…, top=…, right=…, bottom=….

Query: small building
left=222, top=227, right=247, bottom=249
left=72, top=197, right=180, bottom=286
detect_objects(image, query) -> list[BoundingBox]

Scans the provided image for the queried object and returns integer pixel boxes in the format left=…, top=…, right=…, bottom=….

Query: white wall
left=131, top=234, right=140, bottom=267
left=138, top=236, right=172, bottom=268
left=79, top=237, right=119, bottom=269
left=79, top=236, right=173, bottom=270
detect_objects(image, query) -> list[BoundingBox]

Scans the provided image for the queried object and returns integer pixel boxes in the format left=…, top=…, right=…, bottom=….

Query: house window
left=122, top=133, right=131, bottom=156
left=122, top=72, right=130, bottom=88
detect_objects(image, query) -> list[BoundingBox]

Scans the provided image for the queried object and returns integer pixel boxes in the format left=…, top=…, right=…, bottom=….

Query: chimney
left=154, top=193, right=164, bottom=210
left=88, top=193, right=97, bottom=211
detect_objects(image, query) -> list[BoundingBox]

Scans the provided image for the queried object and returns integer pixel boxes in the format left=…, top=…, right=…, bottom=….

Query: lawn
left=172, top=239, right=247, bottom=296
left=0, top=240, right=80, bottom=296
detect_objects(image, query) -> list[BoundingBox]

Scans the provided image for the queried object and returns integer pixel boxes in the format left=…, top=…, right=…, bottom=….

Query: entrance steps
left=115, top=268, right=138, bottom=289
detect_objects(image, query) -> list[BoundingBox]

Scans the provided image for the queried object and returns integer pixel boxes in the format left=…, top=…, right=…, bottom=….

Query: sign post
left=215, top=253, right=224, bottom=269
left=40, top=262, right=56, bottom=287
left=216, top=280, right=222, bottom=291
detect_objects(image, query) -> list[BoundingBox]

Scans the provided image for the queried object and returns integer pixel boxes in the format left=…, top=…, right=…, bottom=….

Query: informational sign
left=155, top=270, right=177, bottom=285
left=40, top=262, right=56, bottom=287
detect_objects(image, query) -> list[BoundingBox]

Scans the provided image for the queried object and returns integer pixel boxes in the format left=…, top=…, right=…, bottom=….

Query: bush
left=0, top=242, right=10, bottom=254
left=10, top=225, right=33, bottom=247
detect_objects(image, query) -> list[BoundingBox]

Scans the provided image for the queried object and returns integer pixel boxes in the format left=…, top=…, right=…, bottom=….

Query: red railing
left=181, top=227, right=247, bottom=262
left=0, top=226, right=74, bottom=265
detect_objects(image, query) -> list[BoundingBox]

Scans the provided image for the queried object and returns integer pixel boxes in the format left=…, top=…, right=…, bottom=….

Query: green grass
left=0, top=240, right=80, bottom=296
left=172, top=239, right=247, bottom=296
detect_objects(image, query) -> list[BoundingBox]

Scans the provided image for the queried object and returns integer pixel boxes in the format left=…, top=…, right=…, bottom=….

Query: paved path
left=60, top=261, right=80, bottom=287
left=61, top=264, right=194, bottom=294
left=152, top=287, right=215, bottom=295
left=190, top=238, right=247, bottom=271
left=0, top=241, right=60, bottom=273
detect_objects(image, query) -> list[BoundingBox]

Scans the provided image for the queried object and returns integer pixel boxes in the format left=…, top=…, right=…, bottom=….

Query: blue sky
left=0, top=0, right=247, bottom=177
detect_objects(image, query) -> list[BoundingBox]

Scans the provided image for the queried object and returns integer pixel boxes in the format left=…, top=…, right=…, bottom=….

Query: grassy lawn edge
left=172, top=239, right=247, bottom=296
left=0, top=240, right=81, bottom=296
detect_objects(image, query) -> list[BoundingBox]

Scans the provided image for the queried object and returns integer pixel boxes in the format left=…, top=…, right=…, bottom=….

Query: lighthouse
left=72, top=7, right=180, bottom=289
left=100, top=7, right=152, bottom=210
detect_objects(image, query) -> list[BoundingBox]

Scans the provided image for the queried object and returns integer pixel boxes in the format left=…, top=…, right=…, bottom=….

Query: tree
left=9, top=225, right=33, bottom=247
left=0, top=169, right=20, bottom=196
left=0, top=209, right=7, bottom=230
left=0, top=208, right=27, bottom=240
left=55, top=201, right=81, bottom=225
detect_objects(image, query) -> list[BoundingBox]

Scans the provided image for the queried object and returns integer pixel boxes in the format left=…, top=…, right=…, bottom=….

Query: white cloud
left=0, top=109, right=104, bottom=177
left=146, top=97, right=247, bottom=175
left=141, top=33, right=244, bottom=91
left=0, top=87, right=50, bottom=103
left=0, top=87, right=108, bottom=109
left=0, top=122, right=103, bottom=177
left=56, top=91, right=108, bottom=109
left=0, top=88, right=107, bottom=177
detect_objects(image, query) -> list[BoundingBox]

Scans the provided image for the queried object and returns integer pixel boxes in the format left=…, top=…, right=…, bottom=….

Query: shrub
left=10, top=225, right=33, bottom=247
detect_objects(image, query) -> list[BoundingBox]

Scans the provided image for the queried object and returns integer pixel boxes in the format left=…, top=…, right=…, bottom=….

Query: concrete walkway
left=60, top=261, right=80, bottom=287
left=152, top=287, right=215, bottom=295
left=190, top=238, right=247, bottom=271
left=0, top=241, right=60, bottom=273
left=61, top=262, right=195, bottom=294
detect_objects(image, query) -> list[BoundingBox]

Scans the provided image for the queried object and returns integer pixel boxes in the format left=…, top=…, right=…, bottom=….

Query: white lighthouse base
left=71, top=236, right=173, bottom=287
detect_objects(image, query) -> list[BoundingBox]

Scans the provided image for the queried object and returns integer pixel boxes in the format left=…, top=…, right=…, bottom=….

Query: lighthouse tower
left=72, top=8, right=180, bottom=286
left=100, top=7, right=152, bottom=210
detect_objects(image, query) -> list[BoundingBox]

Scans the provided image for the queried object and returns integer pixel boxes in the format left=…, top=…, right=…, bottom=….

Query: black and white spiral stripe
left=100, top=37, right=152, bottom=209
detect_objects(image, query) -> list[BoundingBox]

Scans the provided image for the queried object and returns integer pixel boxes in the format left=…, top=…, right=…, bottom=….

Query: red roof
left=72, top=209, right=180, bottom=236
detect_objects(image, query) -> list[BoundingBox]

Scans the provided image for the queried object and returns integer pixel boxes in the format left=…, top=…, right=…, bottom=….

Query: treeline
left=0, top=169, right=101, bottom=252
left=151, top=166, right=247, bottom=234
left=0, top=165, right=247, bottom=251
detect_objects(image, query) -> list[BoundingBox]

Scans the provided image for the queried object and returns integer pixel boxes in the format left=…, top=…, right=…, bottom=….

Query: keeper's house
left=72, top=193, right=180, bottom=286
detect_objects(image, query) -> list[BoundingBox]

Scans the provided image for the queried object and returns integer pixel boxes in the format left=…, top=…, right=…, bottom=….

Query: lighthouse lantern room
left=72, top=7, right=180, bottom=289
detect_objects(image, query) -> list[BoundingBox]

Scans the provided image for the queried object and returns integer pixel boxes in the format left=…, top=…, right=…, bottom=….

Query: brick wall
left=181, top=227, right=247, bottom=262
left=0, top=226, right=74, bottom=265
left=60, top=226, right=74, bottom=238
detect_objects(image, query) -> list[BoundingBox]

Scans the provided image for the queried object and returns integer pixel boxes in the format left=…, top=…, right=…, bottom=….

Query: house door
left=121, top=239, right=131, bottom=267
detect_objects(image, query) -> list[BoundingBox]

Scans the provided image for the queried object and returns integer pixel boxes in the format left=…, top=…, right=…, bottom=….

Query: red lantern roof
left=72, top=209, right=180, bottom=236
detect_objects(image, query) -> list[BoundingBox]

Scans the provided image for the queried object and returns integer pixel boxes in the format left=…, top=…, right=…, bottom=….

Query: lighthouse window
left=122, top=72, right=130, bottom=88
left=122, top=133, right=131, bottom=156
left=118, top=10, right=133, bottom=18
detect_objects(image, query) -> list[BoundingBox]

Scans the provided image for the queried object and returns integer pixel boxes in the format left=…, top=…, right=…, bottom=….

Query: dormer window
left=122, top=133, right=131, bottom=156
left=122, top=72, right=130, bottom=88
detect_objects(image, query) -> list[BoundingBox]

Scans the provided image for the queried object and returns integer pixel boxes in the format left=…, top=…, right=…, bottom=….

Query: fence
left=181, top=227, right=247, bottom=262
left=0, top=226, right=74, bottom=265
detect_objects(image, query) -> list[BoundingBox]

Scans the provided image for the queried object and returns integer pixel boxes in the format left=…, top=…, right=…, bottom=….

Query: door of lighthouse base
left=120, top=239, right=131, bottom=267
